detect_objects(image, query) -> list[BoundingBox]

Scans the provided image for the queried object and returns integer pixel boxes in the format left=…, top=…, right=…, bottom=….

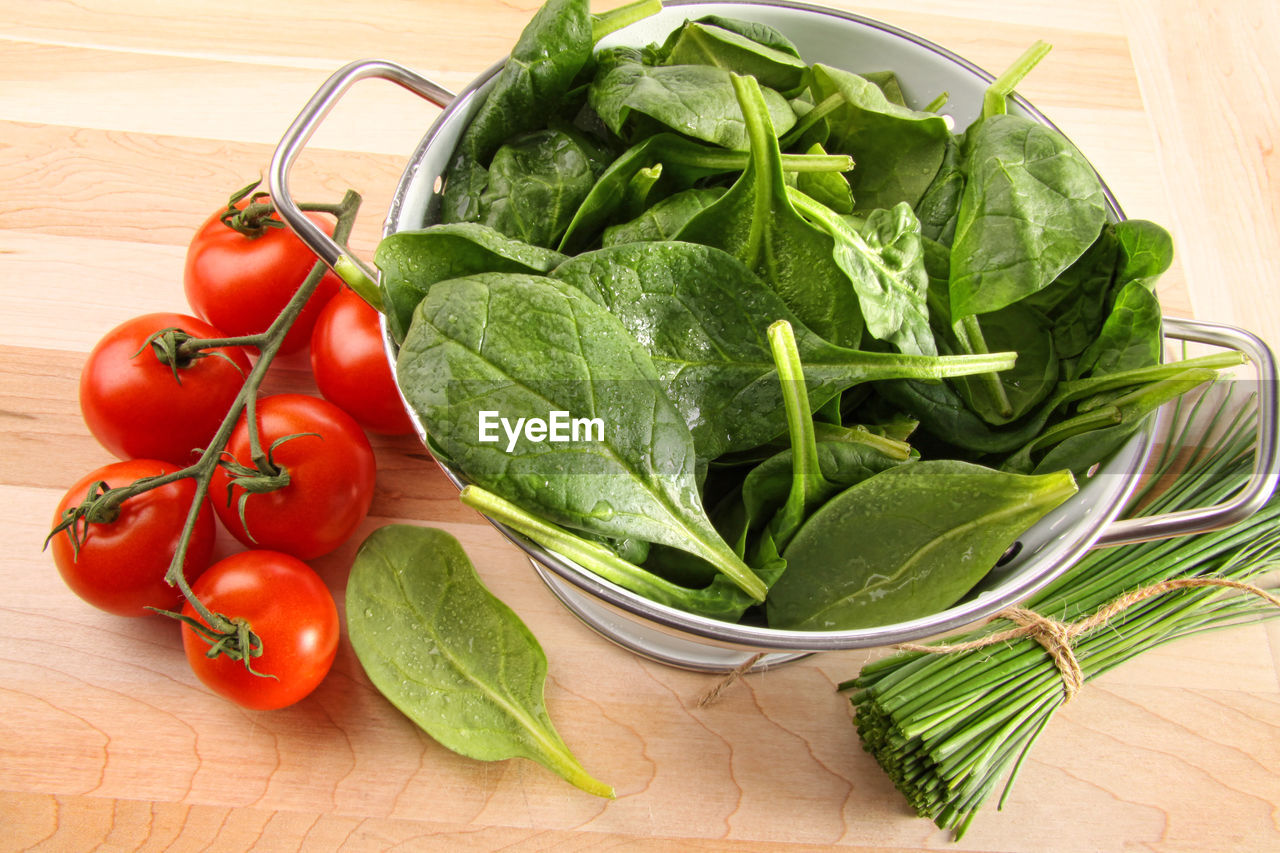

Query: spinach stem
left=590, top=0, right=663, bottom=43
left=982, top=40, right=1052, bottom=118
left=956, top=314, right=1014, bottom=418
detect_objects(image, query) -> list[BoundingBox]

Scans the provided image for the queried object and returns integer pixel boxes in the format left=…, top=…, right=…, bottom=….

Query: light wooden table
left=3, top=1, right=1277, bottom=849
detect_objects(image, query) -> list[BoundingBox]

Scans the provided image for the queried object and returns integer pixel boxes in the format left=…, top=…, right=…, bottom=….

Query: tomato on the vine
left=310, top=288, right=415, bottom=435
left=79, top=312, right=252, bottom=466
left=210, top=393, right=376, bottom=559
left=49, top=459, right=216, bottom=617
left=181, top=550, right=338, bottom=710
left=184, top=193, right=341, bottom=354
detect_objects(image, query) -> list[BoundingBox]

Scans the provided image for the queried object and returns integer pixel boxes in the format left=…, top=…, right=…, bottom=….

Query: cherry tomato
left=210, top=394, right=376, bottom=559
left=183, top=195, right=341, bottom=354
left=181, top=550, right=338, bottom=710
left=79, top=312, right=252, bottom=466
left=310, top=288, right=415, bottom=435
left=49, top=459, right=216, bottom=617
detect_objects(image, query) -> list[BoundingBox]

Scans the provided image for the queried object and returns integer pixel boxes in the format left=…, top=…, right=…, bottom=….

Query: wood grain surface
left=2, top=1, right=1277, bottom=850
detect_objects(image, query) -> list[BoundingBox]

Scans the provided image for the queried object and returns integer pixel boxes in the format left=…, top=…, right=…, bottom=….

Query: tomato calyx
left=219, top=180, right=288, bottom=239
left=134, top=327, right=248, bottom=384
left=217, top=432, right=319, bottom=542
left=154, top=606, right=275, bottom=678
left=45, top=473, right=175, bottom=557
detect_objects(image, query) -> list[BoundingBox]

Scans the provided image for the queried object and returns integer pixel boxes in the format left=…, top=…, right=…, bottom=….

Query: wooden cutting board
left=2, top=1, right=1277, bottom=849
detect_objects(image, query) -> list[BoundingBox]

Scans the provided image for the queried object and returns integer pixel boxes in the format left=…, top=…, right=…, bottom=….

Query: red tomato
left=310, top=288, right=415, bottom=435
left=79, top=312, right=252, bottom=466
left=181, top=550, right=338, bottom=710
left=49, top=459, right=216, bottom=617
left=183, top=196, right=341, bottom=354
left=210, top=394, right=376, bottom=559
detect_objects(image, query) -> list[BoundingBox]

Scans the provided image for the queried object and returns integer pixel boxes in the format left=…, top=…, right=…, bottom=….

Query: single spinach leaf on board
left=767, top=460, right=1078, bottom=630
left=676, top=74, right=864, bottom=348
left=588, top=47, right=797, bottom=149
left=549, top=241, right=1016, bottom=461
left=557, top=133, right=851, bottom=253
left=396, top=272, right=767, bottom=601
left=441, top=0, right=593, bottom=222
left=808, top=64, right=952, bottom=212
left=789, top=192, right=937, bottom=356
left=345, top=524, right=612, bottom=798
left=602, top=187, right=725, bottom=245
left=375, top=223, right=566, bottom=343
left=478, top=129, right=598, bottom=248
left=659, top=20, right=809, bottom=93
left=948, top=114, right=1108, bottom=318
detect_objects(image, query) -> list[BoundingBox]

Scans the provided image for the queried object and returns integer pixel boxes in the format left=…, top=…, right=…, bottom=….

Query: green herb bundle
left=842, top=385, right=1280, bottom=838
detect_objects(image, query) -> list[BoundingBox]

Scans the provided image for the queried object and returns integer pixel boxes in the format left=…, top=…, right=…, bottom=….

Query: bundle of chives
left=842, top=386, right=1280, bottom=839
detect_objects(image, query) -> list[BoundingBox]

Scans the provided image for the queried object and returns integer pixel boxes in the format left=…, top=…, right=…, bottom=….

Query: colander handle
left=1095, top=316, right=1279, bottom=547
left=267, top=59, right=456, bottom=306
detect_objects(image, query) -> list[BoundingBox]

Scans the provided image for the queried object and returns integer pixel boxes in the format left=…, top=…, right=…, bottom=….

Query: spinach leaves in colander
left=378, top=0, right=1235, bottom=631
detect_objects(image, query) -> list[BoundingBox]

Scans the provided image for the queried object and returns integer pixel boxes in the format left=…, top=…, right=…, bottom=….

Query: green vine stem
left=52, top=185, right=364, bottom=668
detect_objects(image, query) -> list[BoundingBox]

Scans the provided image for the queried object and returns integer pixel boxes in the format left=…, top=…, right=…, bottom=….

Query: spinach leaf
left=478, top=129, right=598, bottom=248
left=914, top=135, right=963, bottom=244
left=549, top=241, right=1016, bottom=461
left=676, top=74, right=864, bottom=348
left=788, top=192, right=937, bottom=356
left=1075, top=281, right=1163, bottom=378
left=879, top=351, right=1242, bottom=459
left=461, top=485, right=770, bottom=622
left=1114, top=218, right=1174, bottom=283
left=346, top=524, right=612, bottom=797
left=396, top=272, right=767, bottom=601
left=1021, top=224, right=1121, bottom=361
left=808, top=64, right=952, bottom=212
left=376, top=223, right=567, bottom=343
left=861, top=70, right=909, bottom=107
left=667, top=15, right=802, bottom=59
left=659, top=20, right=808, bottom=93
left=588, top=47, right=797, bottom=149
left=948, top=114, right=1108, bottom=318
left=602, top=187, right=725, bottom=245
left=1002, top=368, right=1218, bottom=475
left=441, top=0, right=593, bottom=221
left=767, top=461, right=1077, bottom=630
left=557, top=133, right=851, bottom=253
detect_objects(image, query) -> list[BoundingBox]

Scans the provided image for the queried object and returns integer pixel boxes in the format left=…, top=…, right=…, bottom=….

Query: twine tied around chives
left=696, top=576, right=1280, bottom=708
left=885, top=576, right=1280, bottom=702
